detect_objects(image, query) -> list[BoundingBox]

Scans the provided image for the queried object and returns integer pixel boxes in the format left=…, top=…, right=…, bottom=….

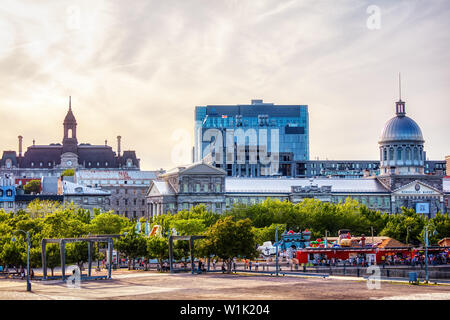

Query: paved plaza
left=0, top=270, right=449, bottom=300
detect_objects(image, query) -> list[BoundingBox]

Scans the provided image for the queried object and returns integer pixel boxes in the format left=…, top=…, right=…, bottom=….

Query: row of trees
left=1, top=198, right=449, bottom=274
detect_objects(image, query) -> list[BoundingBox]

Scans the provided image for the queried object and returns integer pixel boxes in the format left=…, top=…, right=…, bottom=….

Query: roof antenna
left=69, top=96, right=72, bottom=110
left=399, top=73, right=401, bottom=101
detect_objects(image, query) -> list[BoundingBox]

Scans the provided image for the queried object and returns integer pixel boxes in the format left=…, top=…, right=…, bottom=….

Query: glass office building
left=194, top=99, right=309, bottom=177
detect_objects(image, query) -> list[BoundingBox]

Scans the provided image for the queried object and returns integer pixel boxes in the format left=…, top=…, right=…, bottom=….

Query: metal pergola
left=168, top=235, right=206, bottom=274
left=41, top=235, right=122, bottom=281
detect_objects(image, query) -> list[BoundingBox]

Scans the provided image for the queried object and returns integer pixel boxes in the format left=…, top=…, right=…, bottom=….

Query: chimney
left=18, top=135, right=23, bottom=157
left=117, top=136, right=122, bottom=157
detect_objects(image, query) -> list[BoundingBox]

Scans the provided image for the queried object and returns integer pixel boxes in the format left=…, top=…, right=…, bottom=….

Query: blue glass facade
left=194, top=100, right=309, bottom=176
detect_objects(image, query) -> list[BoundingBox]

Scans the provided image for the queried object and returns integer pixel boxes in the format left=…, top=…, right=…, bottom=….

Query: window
left=8, top=202, right=13, bottom=208
left=203, top=184, right=208, bottom=192
left=0, top=202, right=3, bottom=208
left=124, top=199, right=128, bottom=205
left=195, top=184, right=200, bottom=192
left=83, top=198, right=88, bottom=204
left=0, top=190, right=3, bottom=197
left=406, top=148, right=411, bottom=161
left=183, top=184, right=188, bottom=192
left=389, top=148, right=394, bottom=160
left=142, top=199, right=145, bottom=205
left=116, top=200, right=120, bottom=205
left=216, top=183, right=221, bottom=192
left=133, top=199, right=137, bottom=205
left=397, top=148, right=402, bottom=161
left=6, top=190, right=12, bottom=197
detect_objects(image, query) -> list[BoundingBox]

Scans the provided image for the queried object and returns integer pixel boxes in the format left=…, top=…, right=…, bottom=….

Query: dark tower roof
left=64, top=96, right=77, bottom=124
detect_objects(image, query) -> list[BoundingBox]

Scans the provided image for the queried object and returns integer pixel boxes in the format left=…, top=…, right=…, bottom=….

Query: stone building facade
left=75, top=170, right=160, bottom=219
left=146, top=163, right=226, bottom=216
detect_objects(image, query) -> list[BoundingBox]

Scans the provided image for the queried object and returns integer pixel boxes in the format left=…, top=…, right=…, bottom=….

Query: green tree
left=115, top=226, right=147, bottom=270
left=146, top=236, right=169, bottom=270
left=202, top=217, right=257, bottom=273
left=61, top=168, right=75, bottom=177
left=90, top=211, right=129, bottom=235
left=24, top=180, right=41, bottom=194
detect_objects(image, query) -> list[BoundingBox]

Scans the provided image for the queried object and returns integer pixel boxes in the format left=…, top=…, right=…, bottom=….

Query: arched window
left=405, top=147, right=411, bottom=161
left=389, top=148, right=394, bottom=161
left=397, top=148, right=402, bottom=161
left=413, top=147, right=418, bottom=160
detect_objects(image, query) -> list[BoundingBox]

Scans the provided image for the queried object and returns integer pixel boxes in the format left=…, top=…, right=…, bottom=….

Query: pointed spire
left=395, top=73, right=406, bottom=117
left=69, top=96, right=71, bottom=111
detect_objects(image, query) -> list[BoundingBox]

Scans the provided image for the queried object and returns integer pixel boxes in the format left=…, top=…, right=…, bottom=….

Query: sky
left=0, top=0, right=449, bottom=171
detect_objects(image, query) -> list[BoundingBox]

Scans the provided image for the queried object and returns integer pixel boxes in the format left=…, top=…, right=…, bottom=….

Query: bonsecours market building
left=146, top=98, right=450, bottom=217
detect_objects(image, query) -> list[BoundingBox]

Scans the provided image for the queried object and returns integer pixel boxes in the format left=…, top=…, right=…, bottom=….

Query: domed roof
left=380, top=115, right=424, bottom=143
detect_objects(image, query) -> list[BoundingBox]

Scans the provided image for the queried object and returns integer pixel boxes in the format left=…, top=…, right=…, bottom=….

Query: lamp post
left=424, top=225, right=438, bottom=284
left=325, top=230, right=328, bottom=248
left=275, top=226, right=279, bottom=277
left=12, top=230, right=31, bottom=292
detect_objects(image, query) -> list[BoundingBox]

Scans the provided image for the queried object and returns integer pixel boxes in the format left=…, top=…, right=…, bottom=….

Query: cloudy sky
left=0, top=0, right=449, bottom=170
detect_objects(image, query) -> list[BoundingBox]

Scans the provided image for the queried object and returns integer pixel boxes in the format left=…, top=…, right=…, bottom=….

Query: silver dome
left=380, top=115, right=424, bottom=143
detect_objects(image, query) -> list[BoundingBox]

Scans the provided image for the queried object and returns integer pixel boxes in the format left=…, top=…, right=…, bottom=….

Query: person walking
left=249, top=261, right=252, bottom=271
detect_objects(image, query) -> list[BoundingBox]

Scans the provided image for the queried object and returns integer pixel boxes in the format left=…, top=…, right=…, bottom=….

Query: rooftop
left=225, top=177, right=389, bottom=194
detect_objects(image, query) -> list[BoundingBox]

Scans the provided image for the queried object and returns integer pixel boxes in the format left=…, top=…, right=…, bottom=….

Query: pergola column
left=88, top=241, right=93, bottom=277
left=60, top=240, right=66, bottom=281
left=41, top=239, right=47, bottom=280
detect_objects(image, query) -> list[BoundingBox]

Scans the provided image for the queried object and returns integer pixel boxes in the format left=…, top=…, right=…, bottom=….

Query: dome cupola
left=378, top=96, right=425, bottom=176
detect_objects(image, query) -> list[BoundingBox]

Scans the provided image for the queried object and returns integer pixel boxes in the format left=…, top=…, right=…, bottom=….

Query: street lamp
left=11, top=230, right=31, bottom=292
left=275, top=226, right=279, bottom=277
left=424, top=224, right=438, bottom=284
